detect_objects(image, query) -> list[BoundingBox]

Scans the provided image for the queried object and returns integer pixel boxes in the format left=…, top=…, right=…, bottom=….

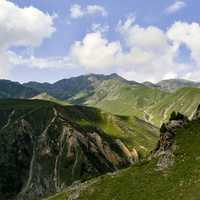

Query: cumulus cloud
left=70, top=32, right=121, bottom=72
left=0, top=0, right=55, bottom=78
left=118, top=16, right=169, bottom=53
left=11, top=15, right=200, bottom=82
left=70, top=4, right=107, bottom=19
left=166, top=1, right=186, bottom=14
left=67, top=17, right=200, bottom=82
left=0, top=0, right=55, bottom=49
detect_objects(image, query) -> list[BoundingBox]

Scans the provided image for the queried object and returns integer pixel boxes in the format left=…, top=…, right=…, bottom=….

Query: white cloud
left=166, top=1, right=186, bottom=14
left=67, top=17, right=200, bottom=83
left=0, top=52, right=10, bottom=78
left=118, top=16, right=169, bottom=53
left=0, top=0, right=55, bottom=78
left=70, top=32, right=121, bottom=72
left=167, top=21, right=200, bottom=64
left=0, top=0, right=55, bottom=49
left=9, top=51, right=74, bottom=69
left=86, top=5, right=107, bottom=16
left=70, top=4, right=107, bottom=19
left=11, top=16, right=200, bottom=83
left=70, top=4, right=84, bottom=18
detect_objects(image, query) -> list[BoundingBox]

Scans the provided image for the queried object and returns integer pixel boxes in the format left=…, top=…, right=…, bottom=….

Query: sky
left=1, top=0, right=200, bottom=83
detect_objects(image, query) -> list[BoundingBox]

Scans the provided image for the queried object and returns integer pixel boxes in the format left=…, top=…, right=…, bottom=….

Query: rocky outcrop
left=0, top=104, right=137, bottom=200
left=151, top=114, right=188, bottom=170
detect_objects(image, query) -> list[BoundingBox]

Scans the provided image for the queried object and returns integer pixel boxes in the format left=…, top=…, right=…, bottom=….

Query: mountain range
left=1, top=73, right=200, bottom=200
left=1, top=73, right=200, bottom=126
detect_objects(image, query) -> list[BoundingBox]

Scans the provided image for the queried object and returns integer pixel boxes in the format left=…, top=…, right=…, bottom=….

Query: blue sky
left=1, top=0, right=200, bottom=82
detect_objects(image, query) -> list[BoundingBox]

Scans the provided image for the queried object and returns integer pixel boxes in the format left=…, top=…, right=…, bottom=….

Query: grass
left=0, top=99, right=159, bottom=155
left=148, top=87, right=200, bottom=126
left=45, top=120, right=200, bottom=200
left=89, top=84, right=167, bottom=118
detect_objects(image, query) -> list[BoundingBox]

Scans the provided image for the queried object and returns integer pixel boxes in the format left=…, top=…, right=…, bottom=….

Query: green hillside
left=24, top=74, right=167, bottom=119
left=148, top=87, right=200, bottom=126
left=85, top=80, right=167, bottom=118
left=0, top=99, right=159, bottom=200
left=0, top=99, right=159, bottom=154
left=31, top=92, right=70, bottom=105
left=44, top=118, right=200, bottom=200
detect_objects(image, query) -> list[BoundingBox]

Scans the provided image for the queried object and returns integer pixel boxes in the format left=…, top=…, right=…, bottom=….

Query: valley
left=1, top=74, right=200, bottom=200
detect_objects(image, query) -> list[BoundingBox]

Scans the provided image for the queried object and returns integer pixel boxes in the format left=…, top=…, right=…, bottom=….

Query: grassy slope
left=0, top=99, right=159, bottom=155
left=85, top=79, right=167, bottom=118
left=31, top=92, right=70, bottom=105
left=57, top=104, right=159, bottom=155
left=45, top=120, right=200, bottom=200
left=148, top=87, right=200, bottom=126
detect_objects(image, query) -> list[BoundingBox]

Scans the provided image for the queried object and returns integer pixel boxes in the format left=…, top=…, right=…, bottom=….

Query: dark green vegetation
left=45, top=114, right=200, bottom=200
left=0, top=80, right=38, bottom=98
left=0, top=99, right=158, bottom=200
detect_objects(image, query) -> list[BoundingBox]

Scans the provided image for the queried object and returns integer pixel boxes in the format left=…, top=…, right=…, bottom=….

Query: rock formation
left=0, top=104, right=138, bottom=200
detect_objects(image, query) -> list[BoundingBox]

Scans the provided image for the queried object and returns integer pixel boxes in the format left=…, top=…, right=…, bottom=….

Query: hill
left=0, top=99, right=159, bottom=200
left=2, top=74, right=200, bottom=127
left=45, top=107, right=200, bottom=200
left=148, top=87, right=200, bottom=126
left=0, top=80, right=38, bottom=99
left=31, top=92, right=70, bottom=105
left=24, top=74, right=167, bottom=118
left=156, top=79, right=200, bottom=92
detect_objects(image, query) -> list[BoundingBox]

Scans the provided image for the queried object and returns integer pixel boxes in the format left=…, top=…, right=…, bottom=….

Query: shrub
left=160, top=123, right=167, bottom=133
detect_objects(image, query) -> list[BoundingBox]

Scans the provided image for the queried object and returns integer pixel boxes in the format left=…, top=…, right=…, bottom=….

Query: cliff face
left=151, top=113, right=189, bottom=170
left=0, top=102, right=137, bottom=200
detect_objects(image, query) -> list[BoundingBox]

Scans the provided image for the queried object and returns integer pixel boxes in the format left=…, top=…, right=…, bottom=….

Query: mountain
left=45, top=106, right=200, bottom=200
left=156, top=79, right=200, bottom=92
left=2, top=74, right=200, bottom=126
left=148, top=87, right=200, bottom=126
left=31, top=92, right=70, bottom=105
left=0, top=80, right=38, bottom=99
left=0, top=99, right=159, bottom=200
left=24, top=73, right=142, bottom=103
left=24, top=74, right=167, bottom=118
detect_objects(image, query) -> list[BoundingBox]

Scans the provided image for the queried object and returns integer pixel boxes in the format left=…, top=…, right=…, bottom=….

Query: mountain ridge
left=0, top=99, right=159, bottom=200
left=44, top=105, right=200, bottom=200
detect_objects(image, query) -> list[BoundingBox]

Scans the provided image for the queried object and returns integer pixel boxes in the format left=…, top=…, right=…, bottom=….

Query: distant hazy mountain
left=156, top=79, right=200, bottom=92
left=0, top=79, right=38, bottom=98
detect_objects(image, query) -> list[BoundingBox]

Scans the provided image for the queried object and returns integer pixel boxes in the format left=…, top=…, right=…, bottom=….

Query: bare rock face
left=115, top=140, right=138, bottom=164
left=151, top=114, right=188, bottom=170
left=0, top=105, right=137, bottom=200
